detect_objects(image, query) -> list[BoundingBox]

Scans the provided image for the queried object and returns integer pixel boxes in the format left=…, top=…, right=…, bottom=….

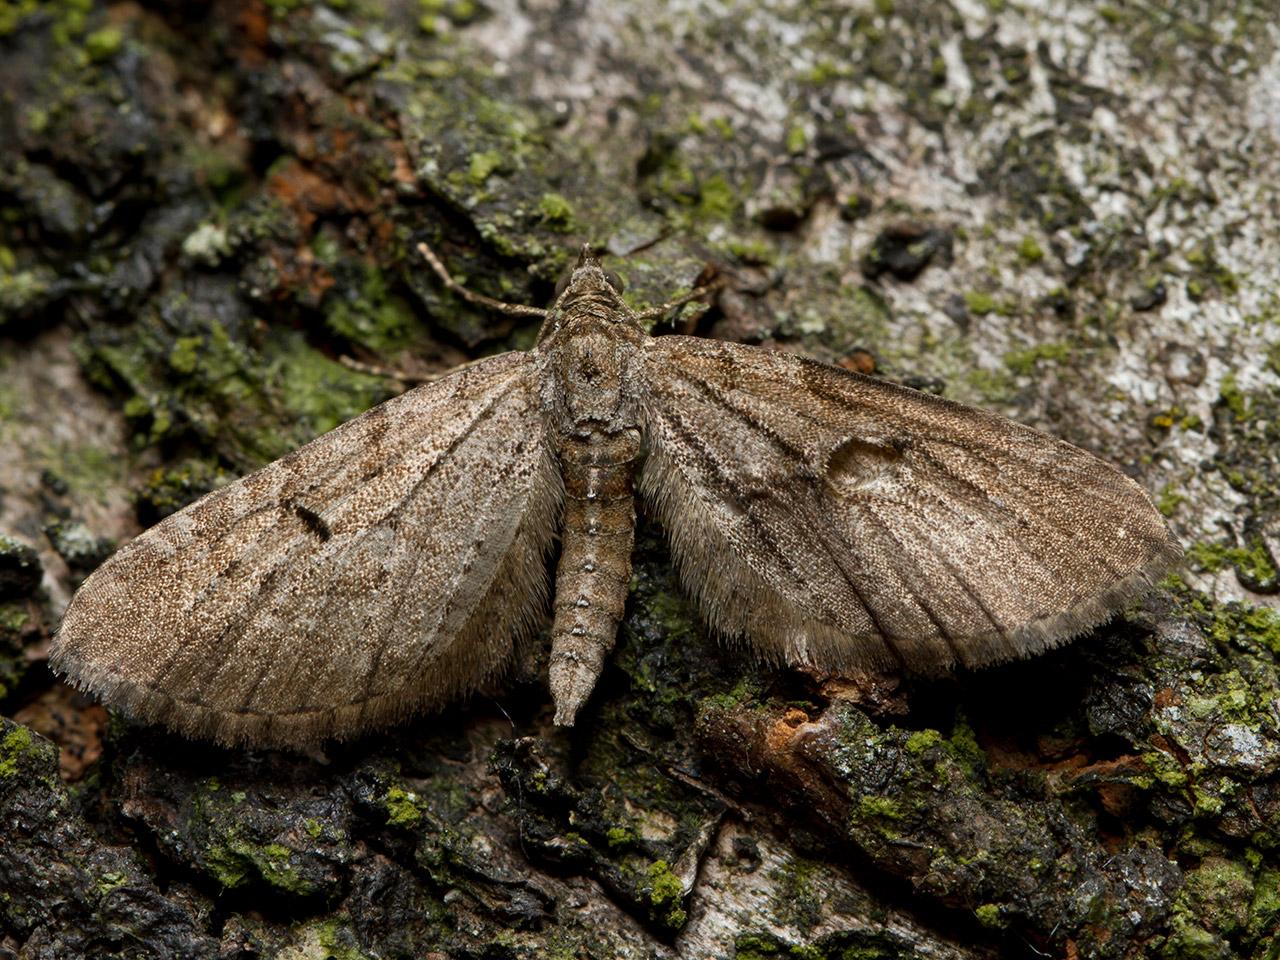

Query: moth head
left=552, top=244, right=627, bottom=310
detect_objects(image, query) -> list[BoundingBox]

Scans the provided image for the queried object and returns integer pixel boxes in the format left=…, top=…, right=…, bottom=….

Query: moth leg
left=417, top=241, right=550, bottom=319
left=632, top=276, right=725, bottom=321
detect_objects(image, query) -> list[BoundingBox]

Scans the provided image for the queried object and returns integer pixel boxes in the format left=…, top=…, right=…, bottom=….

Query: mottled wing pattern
left=639, top=336, right=1180, bottom=674
left=54, top=352, right=561, bottom=747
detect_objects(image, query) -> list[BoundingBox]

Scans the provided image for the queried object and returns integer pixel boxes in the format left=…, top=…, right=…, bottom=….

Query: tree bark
left=1, top=1, right=1278, bottom=958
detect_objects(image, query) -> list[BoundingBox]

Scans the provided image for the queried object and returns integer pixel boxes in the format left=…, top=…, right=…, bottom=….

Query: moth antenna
left=417, top=240, right=551, bottom=319
left=633, top=275, right=726, bottom=321
left=338, top=355, right=415, bottom=382
left=339, top=353, right=506, bottom=385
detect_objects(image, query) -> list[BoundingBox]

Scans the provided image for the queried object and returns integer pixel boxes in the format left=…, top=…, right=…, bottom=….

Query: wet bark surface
left=1, top=1, right=1279, bottom=958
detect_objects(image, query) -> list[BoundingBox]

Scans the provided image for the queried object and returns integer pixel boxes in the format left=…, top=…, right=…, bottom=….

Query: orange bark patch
left=14, top=684, right=108, bottom=783
left=268, top=160, right=348, bottom=232
left=838, top=348, right=878, bottom=375
left=235, top=1, right=270, bottom=66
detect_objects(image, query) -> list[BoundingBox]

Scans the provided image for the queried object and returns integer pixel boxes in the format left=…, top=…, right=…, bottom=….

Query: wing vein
left=656, top=414, right=817, bottom=609
left=851, top=504, right=969, bottom=663
left=797, top=498, right=908, bottom=667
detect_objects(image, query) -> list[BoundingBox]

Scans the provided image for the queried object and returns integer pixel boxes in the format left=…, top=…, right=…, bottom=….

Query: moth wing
left=54, top=352, right=560, bottom=747
left=639, top=336, right=1180, bottom=674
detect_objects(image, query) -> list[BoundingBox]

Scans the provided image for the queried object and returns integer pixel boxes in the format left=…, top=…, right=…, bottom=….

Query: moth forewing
left=53, top=353, right=561, bottom=747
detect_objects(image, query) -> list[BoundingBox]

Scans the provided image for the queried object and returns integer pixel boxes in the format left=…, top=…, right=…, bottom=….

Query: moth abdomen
left=548, top=432, right=641, bottom=725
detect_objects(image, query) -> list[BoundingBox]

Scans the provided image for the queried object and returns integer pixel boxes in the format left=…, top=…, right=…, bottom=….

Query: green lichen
left=418, top=0, right=480, bottom=26
left=733, top=935, right=823, bottom=959
left=946, top=713, right=985, bottom=773
left=1161, top=916, right=1226, bottom=960
left=203, top=826, right=314, bottom=896
left=1003, top=341, right=1072, bottom=375
left=856, top=795, right=903, bottom=820
left=1156, top=484, right=1187, bottom=517
left=1141, top=749, right=1187, bottom=790
left=1149, top=406, right=1202, bottom=432
left=1231, top=540, right=1278, bottom=590
left=263, top=0, right=310, bottom=15
left=1163, top=855, right=1254, bottom=958
left=701, top=676, right=762, bottom=712
left=84, top=25, right=122, bottom=61
left=905, top=729, right=943, bottom=754
left=202, top=839, right=249, bottom=890
left=605, top=826, right=637, bottom=850
left=1249, top=869, right=1280, bottom=945
left=974, top=903, right=1006, bottom=929
left=1187, top=540, right=1279, bottom=595
left=467, top=149, right=505, bottom=185
left=1016, top=236, right=1044, bottom=263
left=1191, top=779, right=1228, bottom=817
left=1266, top=341, right=1280, bottom=377
left=0, top=724, right=33, bottom=779
left=325, top=263, right=425, bottom=354
left=963, top=291, right=997, bottom=316
left=697, top=174, right=738, bottom=221
left=193, top=778, right=316, bottom=901
left=645, top=859, right=687, bottom=928
left=1187, top=542, right=1231, bottom=573
left=136, top=459, right=233, bottom=520
left=0, top=268, right=54, bottom=316
left=167, top=336, right=202, bottom=375
left=771, top=858, right=824, bottom=930
left=1184, top=243, right=1240, bottom=301
left=0, top=0, right=39, bottom=37
left=1218, top=372, right=1250, bottom=421
left=96, top=872, right=128, bottom=896
left=785, top=124, right=808, bottom=155
left=384, top=785, right=423, bottom=828
left=1185, top=676, right=1251, bottom=721
left=733, top=935, right=783, bottom=959
left=266, top=331, right=389, bottom=452
left=537, top=192, right=576, bottom=232
left=307, top=918, right=376, bottom=960
left=0, top=601, right=30, bottom=633
left=725, top=238, right=775, bottom=264
left=1206, top=603, right=1280, bottom=656
left=0, top=0, right=96, bottom=43
left=963, top=364, right=1017, bottom=404
left=529, top=769, right=550, bottom=794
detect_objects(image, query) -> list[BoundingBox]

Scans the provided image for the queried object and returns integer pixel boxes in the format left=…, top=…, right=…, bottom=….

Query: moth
left=54, top=242, right=1182, bottom=747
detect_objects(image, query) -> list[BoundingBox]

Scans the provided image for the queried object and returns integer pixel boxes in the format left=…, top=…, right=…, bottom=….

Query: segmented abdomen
left=548, top=431, right=640, bottom=724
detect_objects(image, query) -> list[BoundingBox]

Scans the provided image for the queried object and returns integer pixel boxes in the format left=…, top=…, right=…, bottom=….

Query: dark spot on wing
left=293, top=502, right=332, bottom=541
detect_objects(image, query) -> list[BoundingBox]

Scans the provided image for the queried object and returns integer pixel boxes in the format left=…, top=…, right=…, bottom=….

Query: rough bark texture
left=1, top=1, right=1278, bottom=958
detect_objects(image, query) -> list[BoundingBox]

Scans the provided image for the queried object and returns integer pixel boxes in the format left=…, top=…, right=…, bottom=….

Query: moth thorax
left=555, top=332, right=639, bottom=428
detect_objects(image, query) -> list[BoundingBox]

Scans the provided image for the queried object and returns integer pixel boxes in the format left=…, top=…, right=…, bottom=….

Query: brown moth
left=53, top=242, right=1182, bottom=747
